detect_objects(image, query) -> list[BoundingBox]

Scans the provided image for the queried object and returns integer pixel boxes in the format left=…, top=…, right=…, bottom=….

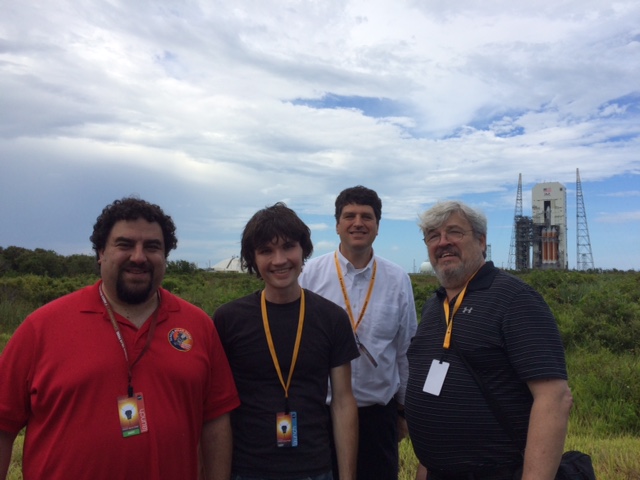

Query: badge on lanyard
left=117, top=393, right=149, bottom=437
left=334, top=252, right=379, bottom=367
left=262, top=289, right=305, bottom=448
left=276, top=411, right=298, bottom=447
left=355, top=334, right=378, bottom=368
left=99, top=285, right=159, bottom=438
left=423, top=360, right=450, bottom=396
left=424, top=270, right=478, bottom=397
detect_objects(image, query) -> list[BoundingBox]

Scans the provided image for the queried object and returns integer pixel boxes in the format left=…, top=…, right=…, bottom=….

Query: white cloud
left=312, top=240, right=338, bottom=253
left=601, top=190, right=640, bottom=197
left=307, top=223, right=331, bottom=231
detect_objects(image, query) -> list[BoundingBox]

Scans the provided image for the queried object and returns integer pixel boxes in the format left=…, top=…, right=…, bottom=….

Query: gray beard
left=435, top=264, right=467, bottom=290
left=435, top=257, right=484, bottom=291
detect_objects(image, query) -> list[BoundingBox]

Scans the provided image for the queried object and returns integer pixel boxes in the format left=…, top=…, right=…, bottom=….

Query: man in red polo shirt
left=0, top=197, right=240, bottom=480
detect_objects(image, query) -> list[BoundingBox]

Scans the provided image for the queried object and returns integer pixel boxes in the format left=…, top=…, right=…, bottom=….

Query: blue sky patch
left=291, top=94, right=406, bottom=118
left=600, top=92, right=640, bottom=116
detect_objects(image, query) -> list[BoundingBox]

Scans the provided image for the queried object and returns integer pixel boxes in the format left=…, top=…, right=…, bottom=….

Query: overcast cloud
left=1, top=0, right=639, bottom=271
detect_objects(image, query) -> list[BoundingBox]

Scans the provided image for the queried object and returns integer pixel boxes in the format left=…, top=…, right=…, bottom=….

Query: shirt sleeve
left=0, top=320, right=36, bottom=433
left=203, top=318, right=241, bottom=422
left=503, top=286, right=567, bottom=381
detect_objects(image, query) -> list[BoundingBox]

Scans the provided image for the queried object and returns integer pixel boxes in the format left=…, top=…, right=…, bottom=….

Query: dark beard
left=116, top=266, right=155, bottom=304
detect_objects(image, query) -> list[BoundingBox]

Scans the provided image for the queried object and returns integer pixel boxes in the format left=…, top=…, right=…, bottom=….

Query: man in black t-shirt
left=213, top=202, right=359, bottom=480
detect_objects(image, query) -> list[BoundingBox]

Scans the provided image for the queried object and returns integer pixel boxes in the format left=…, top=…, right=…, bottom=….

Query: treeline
left=0, top=246, right=199, bottom=277
left=0, top=246, right=96, bottom=277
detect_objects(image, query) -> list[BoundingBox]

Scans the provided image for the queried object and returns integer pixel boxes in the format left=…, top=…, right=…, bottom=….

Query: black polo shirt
left=405, top=262, right=567, bottom=474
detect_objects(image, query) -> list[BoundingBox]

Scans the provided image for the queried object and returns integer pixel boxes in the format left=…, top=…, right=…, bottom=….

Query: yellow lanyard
left=99, top=284, right=159, bottom=397
left=442, top=269, right=480, bottom=349
left=333, top=251, right=377, bottom=334
left=261, top=289, right=306, bottom=406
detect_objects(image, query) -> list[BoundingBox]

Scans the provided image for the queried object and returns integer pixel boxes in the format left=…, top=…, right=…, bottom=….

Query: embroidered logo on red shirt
left=168, top=328, right=193, bottom=352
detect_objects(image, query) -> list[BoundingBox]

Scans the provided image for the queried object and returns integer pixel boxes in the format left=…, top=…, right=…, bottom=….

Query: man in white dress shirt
left=299, top=185, right=418, bottom=480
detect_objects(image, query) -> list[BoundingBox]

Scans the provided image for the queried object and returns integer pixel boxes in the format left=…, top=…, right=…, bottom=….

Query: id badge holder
left=276, top=411, right=298, bottom=447
left=422, top=359, right=450, bottom=396
left=117, top=392, right=149, bottom=437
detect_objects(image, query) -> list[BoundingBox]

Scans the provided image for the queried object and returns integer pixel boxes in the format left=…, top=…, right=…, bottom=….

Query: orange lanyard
left=99, top=284, right=159, bottom=397
left=442, top=269, right=480, bottom=349
left=333, top=251, right=377, bottom=334
left=261, top=289, right=305, bottom=409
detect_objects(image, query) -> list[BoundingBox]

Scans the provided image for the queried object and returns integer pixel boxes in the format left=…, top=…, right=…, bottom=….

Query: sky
left=1, top=0, right=639, bottom=273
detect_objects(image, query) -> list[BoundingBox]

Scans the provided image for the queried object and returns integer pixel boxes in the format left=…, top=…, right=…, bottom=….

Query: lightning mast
left=507, top=175, right=522, bottom=270
left=576, top=168, right=595, bottom=270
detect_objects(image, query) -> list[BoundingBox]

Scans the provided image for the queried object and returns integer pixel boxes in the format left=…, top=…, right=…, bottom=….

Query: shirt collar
left=336, top=248, right=376, bottom=278
left=78, top=281, right=106, bottom=313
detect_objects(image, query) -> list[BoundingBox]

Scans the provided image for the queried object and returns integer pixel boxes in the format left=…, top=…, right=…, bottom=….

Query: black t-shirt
left=213, top=289, right=359, bottom=479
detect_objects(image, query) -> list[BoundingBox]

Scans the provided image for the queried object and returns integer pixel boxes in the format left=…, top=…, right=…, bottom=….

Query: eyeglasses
left=423, top=229, right=473, bottom=246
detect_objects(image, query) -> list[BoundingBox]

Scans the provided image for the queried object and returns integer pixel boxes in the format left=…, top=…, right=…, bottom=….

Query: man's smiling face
left=426, top=212, right=486, bottom=291
left=336, top=203, right=379, bottom=257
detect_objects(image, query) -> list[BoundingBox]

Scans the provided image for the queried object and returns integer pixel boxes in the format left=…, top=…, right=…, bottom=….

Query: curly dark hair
left=240, top=202, right=313, bottom=278
left=90, top=197, right=178, bottom=259
left=334, top=185, right=382, bottom=224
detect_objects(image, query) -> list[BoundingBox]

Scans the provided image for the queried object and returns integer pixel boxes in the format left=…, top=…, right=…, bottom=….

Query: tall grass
left=7, top=434, right=22, bottom=480
left=399, top=436, right=640, bottom=480
left=567, top=349, right=640, bottom=436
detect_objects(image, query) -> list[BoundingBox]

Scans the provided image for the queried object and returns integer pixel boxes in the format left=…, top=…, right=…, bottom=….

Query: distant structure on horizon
left=576, top=168, right=595, bottom=270
left=507, top=169, right=594, bottom=271
left=209, top=255, right=243, bottom=273
left=419, top=261, right=435, bottom=275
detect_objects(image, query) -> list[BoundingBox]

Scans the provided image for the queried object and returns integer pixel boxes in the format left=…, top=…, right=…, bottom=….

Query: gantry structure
left=576, top=168, right=595, bottom=270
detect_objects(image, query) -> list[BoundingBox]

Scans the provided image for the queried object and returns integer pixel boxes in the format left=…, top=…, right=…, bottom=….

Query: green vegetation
left=0, top=246, right=96, bottom=277
left=1, top=257, right=639, bottom=479
left=0, top=245, right=197, bottom=279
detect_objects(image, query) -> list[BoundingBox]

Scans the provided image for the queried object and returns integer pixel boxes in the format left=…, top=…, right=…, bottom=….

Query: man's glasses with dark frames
left=423, top=229, right=473, bottom=246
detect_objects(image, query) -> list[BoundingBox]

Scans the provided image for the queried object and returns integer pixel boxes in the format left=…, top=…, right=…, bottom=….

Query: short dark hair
left=241, top=202, right=313, bottom=278
left=90, top=197, right=178, bottom=260
left=334, top=186, right=382, bottom=224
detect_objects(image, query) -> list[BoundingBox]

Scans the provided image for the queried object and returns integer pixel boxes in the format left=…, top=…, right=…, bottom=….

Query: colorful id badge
left=276, top=411, right=298, bottom=447
left=117, top=393, right=149, bottom=437
left=422, top=359, right=449, bottom=396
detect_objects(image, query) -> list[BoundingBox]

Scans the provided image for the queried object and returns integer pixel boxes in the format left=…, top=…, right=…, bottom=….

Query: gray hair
left=418, top=201, right=487, bottom=239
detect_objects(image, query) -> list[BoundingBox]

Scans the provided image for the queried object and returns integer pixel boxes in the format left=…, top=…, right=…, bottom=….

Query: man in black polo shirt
left=405, top=201, right=573, bottom=480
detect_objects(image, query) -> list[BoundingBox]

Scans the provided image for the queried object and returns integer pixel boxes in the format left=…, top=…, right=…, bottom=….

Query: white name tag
left=422, top=359, right=450, bottom=396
